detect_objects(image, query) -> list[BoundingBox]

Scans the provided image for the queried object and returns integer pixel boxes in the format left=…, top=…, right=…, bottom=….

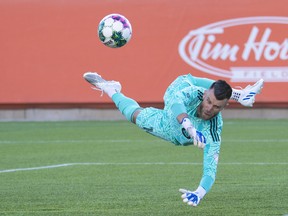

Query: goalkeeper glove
left=181, top=118, right=206, bottom=149
left=179, top=189, right=201, bottom=207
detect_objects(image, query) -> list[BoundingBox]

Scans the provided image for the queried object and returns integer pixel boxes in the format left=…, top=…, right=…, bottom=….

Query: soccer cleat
left=83, top=72, right=121, bottom=96
left=233, top=79, right=264, bottom=107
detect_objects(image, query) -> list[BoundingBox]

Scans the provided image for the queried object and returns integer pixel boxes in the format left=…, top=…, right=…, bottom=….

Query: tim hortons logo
left=179, top=16, right=288, bottom=82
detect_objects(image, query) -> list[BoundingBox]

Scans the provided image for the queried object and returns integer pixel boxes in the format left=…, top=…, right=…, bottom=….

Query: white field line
left=0, top=139, right=288, bottom=144
left=0, top=162, right=287, bottom=174
left=0, top=140, right=134, bottom=144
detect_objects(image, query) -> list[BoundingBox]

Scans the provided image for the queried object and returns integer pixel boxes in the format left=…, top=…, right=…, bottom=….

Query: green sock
left=112, top=93, right=141, bottom=122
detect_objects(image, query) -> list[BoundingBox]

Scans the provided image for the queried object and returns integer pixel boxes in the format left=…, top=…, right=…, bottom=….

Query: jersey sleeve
left=199, top=116, right=223, bottom=192
left=164, top=76, right=203, bottom=118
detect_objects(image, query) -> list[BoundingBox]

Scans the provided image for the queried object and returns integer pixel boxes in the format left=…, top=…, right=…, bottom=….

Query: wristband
left=195, top=186, right=206, bottom=199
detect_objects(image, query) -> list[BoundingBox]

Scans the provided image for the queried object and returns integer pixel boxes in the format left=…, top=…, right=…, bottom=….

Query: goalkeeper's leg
left=112, top=93, right=142, bottom=123
left=83, top=72, right=142, bottom=123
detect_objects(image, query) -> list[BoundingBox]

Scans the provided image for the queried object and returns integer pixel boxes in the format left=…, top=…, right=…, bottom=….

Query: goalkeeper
left=83, top=72, right=264, bottom=207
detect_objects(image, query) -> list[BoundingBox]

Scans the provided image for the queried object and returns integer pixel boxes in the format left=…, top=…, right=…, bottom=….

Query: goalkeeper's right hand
left=181, top=118, right=206, bottom=149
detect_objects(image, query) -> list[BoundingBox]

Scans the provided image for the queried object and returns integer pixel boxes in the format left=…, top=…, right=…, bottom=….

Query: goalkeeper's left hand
left=181, top=118, right=206, bottom=149
left=179, top=188, right=201, bottom=207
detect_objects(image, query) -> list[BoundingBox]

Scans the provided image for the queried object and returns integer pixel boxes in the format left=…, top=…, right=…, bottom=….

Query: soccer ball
left=98, top=14, right=132, bottom=48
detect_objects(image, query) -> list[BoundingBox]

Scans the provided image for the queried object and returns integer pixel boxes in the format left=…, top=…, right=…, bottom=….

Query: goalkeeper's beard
left=197, top=103, right=215, bottom=120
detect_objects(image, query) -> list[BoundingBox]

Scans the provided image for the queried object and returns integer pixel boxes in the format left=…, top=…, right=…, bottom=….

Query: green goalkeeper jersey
left=136, top=74, right=223, bottom=192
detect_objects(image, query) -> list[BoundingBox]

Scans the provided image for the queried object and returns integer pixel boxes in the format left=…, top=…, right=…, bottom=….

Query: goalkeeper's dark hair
left=210, top=80, right=232, bottom=100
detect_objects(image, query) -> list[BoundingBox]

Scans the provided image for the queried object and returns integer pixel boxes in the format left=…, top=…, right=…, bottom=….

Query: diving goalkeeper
left=83, top=72, right=264, bottom=207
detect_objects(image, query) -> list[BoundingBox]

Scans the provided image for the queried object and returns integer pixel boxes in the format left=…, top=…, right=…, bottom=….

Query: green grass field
left=0, top=119, right=287, bottom=216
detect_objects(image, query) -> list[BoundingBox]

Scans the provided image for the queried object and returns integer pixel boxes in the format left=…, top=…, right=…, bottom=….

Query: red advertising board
left=0, top=0, right=287, bottom=106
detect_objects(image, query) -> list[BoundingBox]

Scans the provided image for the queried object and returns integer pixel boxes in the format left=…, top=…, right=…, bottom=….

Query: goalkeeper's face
left=198, top=89, right=228, bottom=120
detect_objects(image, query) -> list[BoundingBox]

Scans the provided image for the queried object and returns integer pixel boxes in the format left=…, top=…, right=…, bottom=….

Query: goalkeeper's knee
left=112, top=93, right=141, bottom=123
